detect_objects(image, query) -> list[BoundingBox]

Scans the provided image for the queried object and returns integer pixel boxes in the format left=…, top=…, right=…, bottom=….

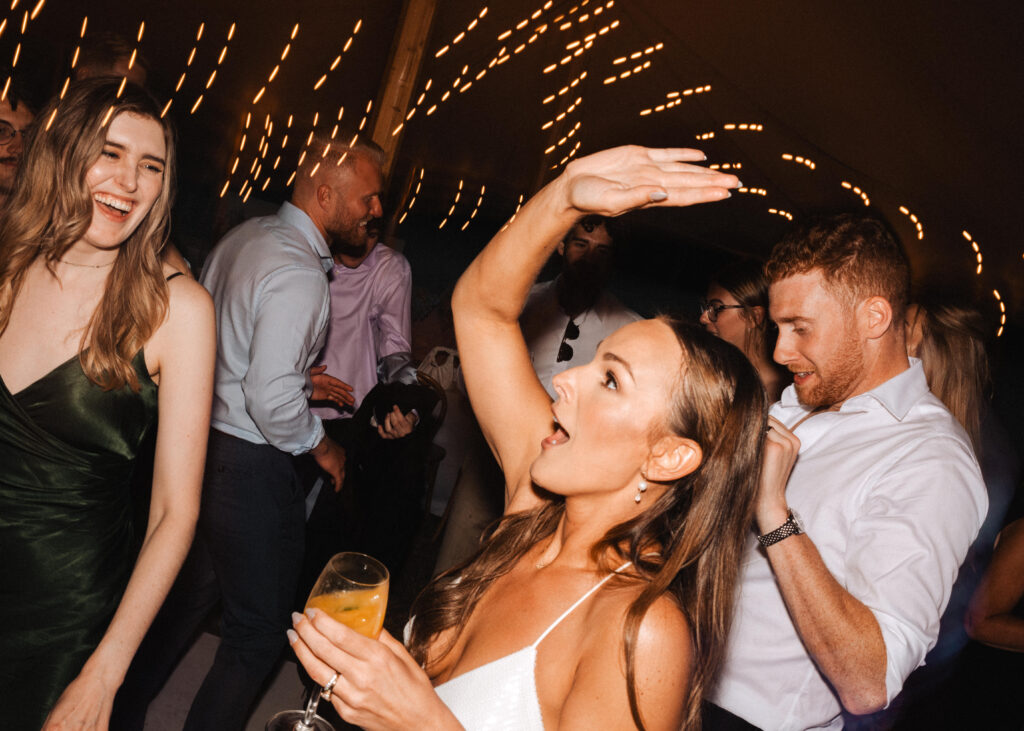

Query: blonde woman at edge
left=0, top=79, right=214, bottom=730
left=289, top=147, right=768, bottom=730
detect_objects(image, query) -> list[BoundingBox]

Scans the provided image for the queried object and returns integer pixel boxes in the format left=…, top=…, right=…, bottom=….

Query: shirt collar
left=278, top=201, right=333, bottom=272
left=778, top=358, right=928, bottom=422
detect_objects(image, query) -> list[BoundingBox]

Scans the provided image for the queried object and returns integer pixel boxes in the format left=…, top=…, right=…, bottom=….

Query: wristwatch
left=757, top=509, right=805, bottom=548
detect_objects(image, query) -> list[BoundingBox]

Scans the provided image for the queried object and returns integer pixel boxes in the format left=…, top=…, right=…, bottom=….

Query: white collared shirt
left=712, top=359, right=986, bottom=730
left=519, top=278, right=640, bottom=399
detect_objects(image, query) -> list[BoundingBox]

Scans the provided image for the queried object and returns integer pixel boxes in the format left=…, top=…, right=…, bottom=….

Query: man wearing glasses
left=519, top=215, right=639, bottom=396
left=0, top=82, right=35, bottom=207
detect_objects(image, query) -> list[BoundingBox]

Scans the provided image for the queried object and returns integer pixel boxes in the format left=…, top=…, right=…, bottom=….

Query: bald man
left=113, top=135, right=385, bottom=730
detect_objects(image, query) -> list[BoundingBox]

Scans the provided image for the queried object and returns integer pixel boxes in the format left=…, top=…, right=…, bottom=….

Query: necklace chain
left=57, top=258, right=115, bottom=269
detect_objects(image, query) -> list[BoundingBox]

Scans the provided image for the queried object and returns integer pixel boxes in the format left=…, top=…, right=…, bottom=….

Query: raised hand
left=558, top=145, right=740, bottom=218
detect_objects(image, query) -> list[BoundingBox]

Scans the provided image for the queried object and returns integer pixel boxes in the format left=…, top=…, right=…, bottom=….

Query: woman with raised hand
left=0, top=79, right=215, bottom=730
left=289, top=146, right=766, bottom=730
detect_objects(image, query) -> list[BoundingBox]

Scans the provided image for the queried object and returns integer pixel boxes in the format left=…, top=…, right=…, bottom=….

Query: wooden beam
left=371, top=0, right=438, bottom=177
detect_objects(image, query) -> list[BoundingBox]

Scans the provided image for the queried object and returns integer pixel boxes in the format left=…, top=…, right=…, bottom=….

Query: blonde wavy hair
left=0, top=78, right=176, bottom=391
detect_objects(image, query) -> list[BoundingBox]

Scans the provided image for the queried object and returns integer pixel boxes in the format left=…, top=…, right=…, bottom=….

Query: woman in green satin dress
left=0, top=79, right=215, bottom=729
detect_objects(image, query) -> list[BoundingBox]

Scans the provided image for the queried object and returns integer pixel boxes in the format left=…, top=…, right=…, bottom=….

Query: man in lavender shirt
left=299, top=217, right=437, bottom=582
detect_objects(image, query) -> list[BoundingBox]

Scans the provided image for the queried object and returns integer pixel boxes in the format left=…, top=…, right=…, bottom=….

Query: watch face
left=790, top=509, right=805, bottom=533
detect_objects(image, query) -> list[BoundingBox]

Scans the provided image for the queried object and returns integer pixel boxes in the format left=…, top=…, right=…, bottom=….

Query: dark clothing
left=113, top=429, right=305, bottom=730
left=0, top=352, right=157, bottom=731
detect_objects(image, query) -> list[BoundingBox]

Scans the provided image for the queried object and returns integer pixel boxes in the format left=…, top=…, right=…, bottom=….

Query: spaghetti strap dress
left=0, top=350, right=157, bottom=730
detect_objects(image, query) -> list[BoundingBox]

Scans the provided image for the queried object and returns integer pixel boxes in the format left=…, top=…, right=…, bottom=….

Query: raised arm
left=43, top=275, right=216, bottom=730
left=452, top=146, right=737, bottom=513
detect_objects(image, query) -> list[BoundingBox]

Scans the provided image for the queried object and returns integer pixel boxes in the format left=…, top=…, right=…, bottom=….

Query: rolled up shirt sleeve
left=243, top=266, right=331, bottom=455
left=843, top=434, right=987, bottom=702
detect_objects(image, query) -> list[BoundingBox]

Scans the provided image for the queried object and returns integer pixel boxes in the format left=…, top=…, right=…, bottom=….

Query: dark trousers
left=702, top=702, right=762, bottom=730
left=112, top=429, right=305, bottom=731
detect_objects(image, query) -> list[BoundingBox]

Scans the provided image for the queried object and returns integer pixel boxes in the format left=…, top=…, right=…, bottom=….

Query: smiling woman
left=0, top=79, right=215, bottom=731
left=287, top=146, right=768, bottom=731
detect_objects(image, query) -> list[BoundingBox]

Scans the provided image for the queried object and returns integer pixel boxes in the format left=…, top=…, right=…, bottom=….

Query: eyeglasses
left=556, top=319, right=580, bottom=362
left=698, top=300, right=745, bottom=323
left=0, top=120, right=25, bottom=145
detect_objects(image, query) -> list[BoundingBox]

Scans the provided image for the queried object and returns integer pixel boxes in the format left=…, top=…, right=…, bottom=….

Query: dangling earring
left=635, top=472, right=648, bottom=503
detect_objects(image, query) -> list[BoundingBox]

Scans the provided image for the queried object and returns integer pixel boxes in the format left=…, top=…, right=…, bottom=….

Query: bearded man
left=706, top=214, right=987, bottom=731
left=113, top=135, right=383, bottom=730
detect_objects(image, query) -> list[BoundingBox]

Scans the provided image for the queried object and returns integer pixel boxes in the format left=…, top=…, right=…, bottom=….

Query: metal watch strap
left=758, top=510, right=803, bottom=548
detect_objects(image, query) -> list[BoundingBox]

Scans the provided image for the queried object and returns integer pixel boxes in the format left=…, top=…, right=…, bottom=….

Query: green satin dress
left=0, top=351, right=157, bottom=730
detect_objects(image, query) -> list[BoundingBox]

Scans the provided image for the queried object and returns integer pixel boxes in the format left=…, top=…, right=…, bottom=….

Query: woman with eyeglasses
left=699, top=258, right=788, bottom=401
left=288, top=146, right=771, bottom=730
left=0, top=80, right=215, bottom=730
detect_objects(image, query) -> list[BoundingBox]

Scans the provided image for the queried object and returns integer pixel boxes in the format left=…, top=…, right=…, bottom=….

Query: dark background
left=10, top=0, right=1024, bottom=432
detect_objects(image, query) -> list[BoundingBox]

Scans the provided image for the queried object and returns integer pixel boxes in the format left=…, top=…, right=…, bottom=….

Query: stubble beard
left=794, top=328, right=865, bottom=409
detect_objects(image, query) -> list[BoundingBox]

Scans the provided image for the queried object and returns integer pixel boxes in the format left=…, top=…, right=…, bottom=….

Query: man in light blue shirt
left=114, top=135, right=384, bottom=730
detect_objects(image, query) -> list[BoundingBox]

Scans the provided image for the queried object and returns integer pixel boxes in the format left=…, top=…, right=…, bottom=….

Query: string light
left=695, top=131, right=715, bottom=141
left=611, top=42, right=663, bottom=64
left=897, top=205, right=924, bottom=240
left=543, top=119, right=582, bottom=155
left=993, top=289, right=1006, bottom=337
left=736, top=187, right=767, bottom=196
left=962, top=230, right=984, bottom=275
left=313, top=18, right=362, bottom=90
left=496, top=0, right=554, bottom=41
left=708, top=163, right=742, bottom=170
left=768, top=208, right=794, bottom=221
left=722, top=123, right=764, bottom=131
left=780, top=153, right=816, bottom=170
left=508, top=193, right=525, bottom=223
left=436, top=6, right=487, bottom=58
left=220, top=23, right=298, bottom=198
left=639, top=85, right=710, bottom=115
left=398, top=168, right=425, bottom=224
left=438, top=179, right=465, bottom=230
left=840, top=181, right=870, bottom=206
left=460, top=184, right=486, bottom=230
left=550, top=0, right=615, bottom=33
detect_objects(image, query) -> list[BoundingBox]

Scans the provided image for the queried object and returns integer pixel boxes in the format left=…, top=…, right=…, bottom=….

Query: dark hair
left=765, top=214, right=910, bottom=322
left=408, top=319, right=767, bottom=729
left=711, top=258, right=772, bottom=360
left=0, top=67, right=38, bottom=114
left=0, top=78, right=176, bottom=390
left=75, top=32, right=150, bottom=79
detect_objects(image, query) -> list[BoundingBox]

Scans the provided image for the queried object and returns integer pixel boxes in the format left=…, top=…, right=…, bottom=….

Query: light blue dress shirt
left=200, top=202, right=333, bottom=455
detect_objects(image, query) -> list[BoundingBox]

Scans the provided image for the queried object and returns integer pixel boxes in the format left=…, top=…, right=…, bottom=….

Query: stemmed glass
left=267, top=552, right=390, bottom=731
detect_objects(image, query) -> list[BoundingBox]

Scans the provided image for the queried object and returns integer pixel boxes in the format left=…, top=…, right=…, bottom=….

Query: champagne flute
left=267, top=552, right=389, bottom=731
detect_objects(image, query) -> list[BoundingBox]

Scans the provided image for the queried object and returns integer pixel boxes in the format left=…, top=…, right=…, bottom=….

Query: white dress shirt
left=712, top=359, right=986, bottom=730
left=519, top=278, right=640, bottom=399
left=201, top=202, right=332, bottom=455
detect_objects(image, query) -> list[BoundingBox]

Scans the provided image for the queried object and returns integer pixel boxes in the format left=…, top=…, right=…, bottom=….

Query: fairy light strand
left=436, top=6, right=488, bottom=58
left=897, top=205, right=924, bottom=240
left=840, top=181, right=871, bottom=207
left=639, top=84, right=710, bottom=116
left=313, top=18, right=362, bottom=91
left=781, top=153, right=817, bottom=171
left=962, top=230, right=984, bottom=275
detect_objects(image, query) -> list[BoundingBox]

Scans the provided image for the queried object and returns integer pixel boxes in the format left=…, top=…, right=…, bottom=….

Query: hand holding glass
left=267, top=552, right=389, bottom=731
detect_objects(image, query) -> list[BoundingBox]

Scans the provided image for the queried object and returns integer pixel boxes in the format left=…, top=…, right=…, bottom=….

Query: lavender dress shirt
left=311, top=242, right=413, bottom=420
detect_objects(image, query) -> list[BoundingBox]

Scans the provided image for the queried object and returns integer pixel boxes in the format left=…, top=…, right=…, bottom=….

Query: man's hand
left=310, top=365, right=355, bottom=408
left=756, top=416, right=801, bottom=532
left=310, top=435, right=346, bottom=491
left=378, top=405, right=418, bottom=440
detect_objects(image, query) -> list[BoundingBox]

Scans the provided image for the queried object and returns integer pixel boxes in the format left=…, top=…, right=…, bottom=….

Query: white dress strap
left=532, top=561, right=633, bottom=648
